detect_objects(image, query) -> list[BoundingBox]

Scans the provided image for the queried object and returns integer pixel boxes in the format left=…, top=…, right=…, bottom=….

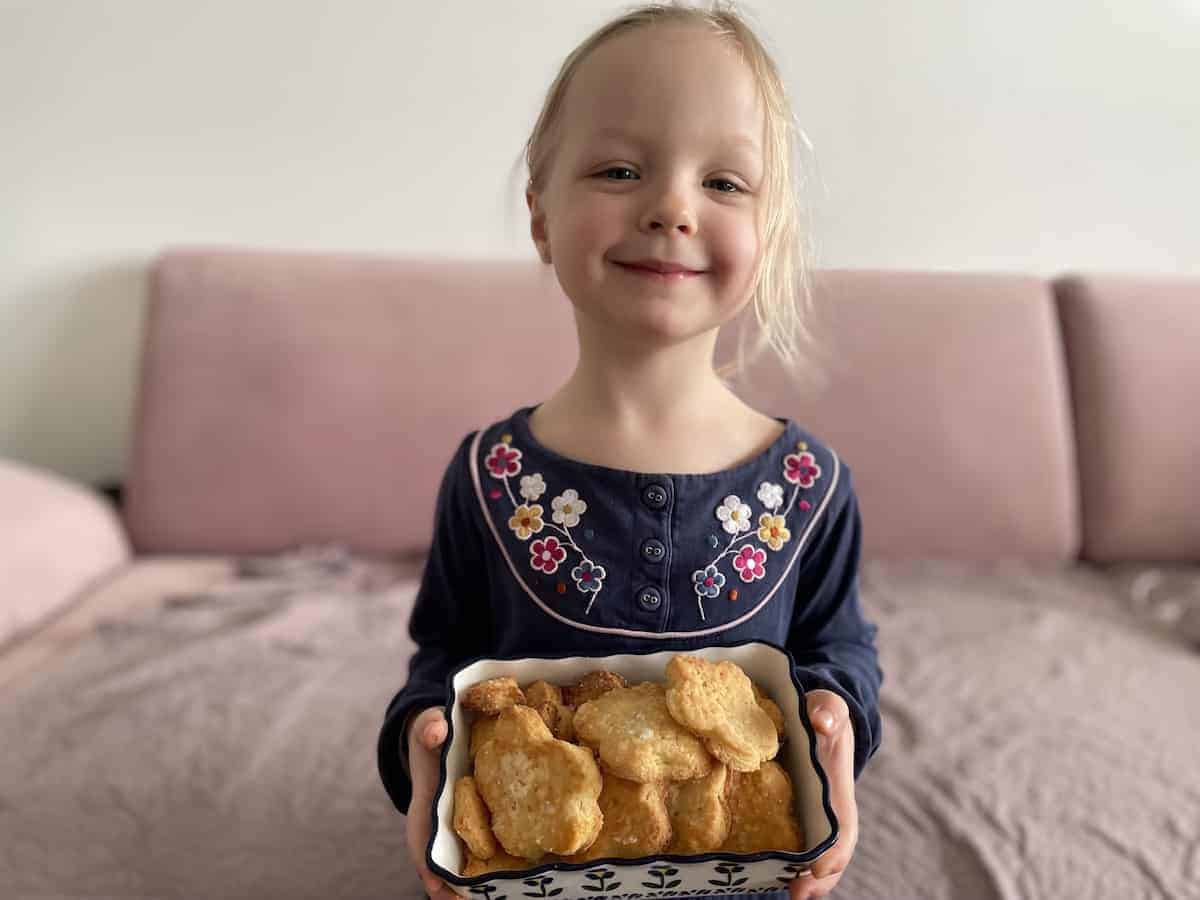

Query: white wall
left=2, top=0, right=1197, bottom=486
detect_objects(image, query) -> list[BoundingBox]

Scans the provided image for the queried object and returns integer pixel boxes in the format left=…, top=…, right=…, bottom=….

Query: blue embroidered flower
left=572, top=559, right=606, bottom=593
left=692, top=564, right=726, bottom=599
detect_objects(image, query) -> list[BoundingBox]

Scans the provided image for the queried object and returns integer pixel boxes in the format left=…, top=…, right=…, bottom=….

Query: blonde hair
left=511, top=0, right=829, bottom=391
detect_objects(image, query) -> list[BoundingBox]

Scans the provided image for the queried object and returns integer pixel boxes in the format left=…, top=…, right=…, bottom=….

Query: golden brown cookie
left=462, top=849, right=533, bottom=875
left=473, top=706, right=603, bottom=860
left=524, top=680, right=576, bottom=741
left=452, top=775, right=497, bottom=860
left=532, top=700, right=576, bottom=742
left=664, top=762, right=731, bottom=854
left=753, top=682, right=787, bottom=739
left=564, top=774, right=672, bottom=862
left=462, top=676, right=526, bottom=715
left=722, top=760, right=804, bottom=853
left=469, top=715, right=499, bottom=762
left=562, top=670, right=629, bottom=707
left=574, top=681, right=713, bottom=783
left=523, top=680, right=562, bottom=707
left=664, top=655, right=779, bottom=772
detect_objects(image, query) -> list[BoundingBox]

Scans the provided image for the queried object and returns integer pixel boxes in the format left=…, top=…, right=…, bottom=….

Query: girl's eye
left=705, top=178, right=743, bottom=194
left=599, top=166, right=638, bottom=181
left=595, top=168, right=743, bottom=193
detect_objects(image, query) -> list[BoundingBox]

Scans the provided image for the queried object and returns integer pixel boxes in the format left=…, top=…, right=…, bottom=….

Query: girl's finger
left=794, top=871, right=842, bottom=900
left=423, top=717, right=448, bottom=750
left=806, top=689, right=849, bottom=737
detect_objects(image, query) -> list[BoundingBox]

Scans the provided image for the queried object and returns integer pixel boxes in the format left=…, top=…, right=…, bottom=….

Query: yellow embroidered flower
left=508, top=503, right=545, bottom=540
left=757, top=512, right=791, bottom=551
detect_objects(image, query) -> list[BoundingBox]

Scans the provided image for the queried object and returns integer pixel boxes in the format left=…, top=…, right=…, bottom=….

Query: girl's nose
left=640, top=198, right=696, bottom=235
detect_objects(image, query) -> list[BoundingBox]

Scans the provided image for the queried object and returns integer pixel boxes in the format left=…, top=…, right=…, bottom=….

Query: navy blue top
left=377, top=403, right=883, bottom=823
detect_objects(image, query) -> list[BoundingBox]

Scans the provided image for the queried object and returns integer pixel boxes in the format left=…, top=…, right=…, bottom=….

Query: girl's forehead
left=563, top=28, right=764, bottom=152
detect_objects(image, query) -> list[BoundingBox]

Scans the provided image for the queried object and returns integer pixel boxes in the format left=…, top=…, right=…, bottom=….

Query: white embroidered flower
left=716, top=494, right=752, bottom=535
left=757, top=481, right=784, bottom=510
left=519, top=472, right=547, bottom=502
left=552, top=488, right=588, bottom=528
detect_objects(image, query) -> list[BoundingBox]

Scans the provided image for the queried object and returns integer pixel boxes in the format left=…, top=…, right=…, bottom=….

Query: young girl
left=377, top=3, right=882, bottom=899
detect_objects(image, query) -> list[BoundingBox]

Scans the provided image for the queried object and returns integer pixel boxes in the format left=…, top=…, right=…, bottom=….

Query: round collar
left=509, top=404, right=800, bottom=482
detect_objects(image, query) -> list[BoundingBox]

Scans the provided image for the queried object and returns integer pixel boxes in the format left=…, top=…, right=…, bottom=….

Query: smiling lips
left=613, top=258, right=705, bottom=281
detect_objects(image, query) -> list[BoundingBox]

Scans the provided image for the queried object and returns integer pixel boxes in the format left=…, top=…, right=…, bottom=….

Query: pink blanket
left=2, top=549, right=1198, bottom=899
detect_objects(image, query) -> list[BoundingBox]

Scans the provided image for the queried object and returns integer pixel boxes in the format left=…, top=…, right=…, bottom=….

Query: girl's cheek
left=710, top=218, right=759, bottom=284
left=565, top=206, right=619, bottom=264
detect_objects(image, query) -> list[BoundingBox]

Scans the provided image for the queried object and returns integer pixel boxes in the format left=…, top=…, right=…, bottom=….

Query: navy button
left=641, top=538, right=666, bottom=562
left=637, top=586, right=662, bottom=610
left=642, top=483, right=669, bottom=510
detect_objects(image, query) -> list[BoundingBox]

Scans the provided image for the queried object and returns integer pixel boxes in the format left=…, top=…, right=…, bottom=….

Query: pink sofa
left=2, top=246, right=1198, bottom=899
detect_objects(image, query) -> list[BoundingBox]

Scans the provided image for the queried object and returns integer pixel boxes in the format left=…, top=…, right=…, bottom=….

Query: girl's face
left=527, top=23, right=766, bottom=351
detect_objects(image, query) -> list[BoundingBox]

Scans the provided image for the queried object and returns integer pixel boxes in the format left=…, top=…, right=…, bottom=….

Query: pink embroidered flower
left=486, top=443, right=523, bottom=479
left=732, top=545, right=767, bottom=582
left=757, top=513, right=791, bottom=551
left=530, top=536, right=567, bottom=573
left=508, top=503, right=544, bottom=540
left=783, top=451, right=821, bottom=488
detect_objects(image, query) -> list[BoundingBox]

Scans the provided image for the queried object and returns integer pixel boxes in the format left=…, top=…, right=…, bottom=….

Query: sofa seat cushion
left=849, top=558, right=1200, bottom=898
left=1, top=552, right=1197, bottom=898
left=0, top=550, right=425, bottom=899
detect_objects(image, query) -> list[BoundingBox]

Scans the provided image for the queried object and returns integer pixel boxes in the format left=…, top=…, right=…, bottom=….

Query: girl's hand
left=790, top=689, right=858, bottom=900
left=406, top=706, right=457, bottom=900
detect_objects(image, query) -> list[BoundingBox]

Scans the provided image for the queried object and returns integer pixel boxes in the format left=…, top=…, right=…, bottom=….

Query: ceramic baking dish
left=426, top=640, right=838, bottom=896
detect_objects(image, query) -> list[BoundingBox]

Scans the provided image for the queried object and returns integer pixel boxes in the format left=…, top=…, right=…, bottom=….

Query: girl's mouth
left=612, top=261, right=704, bottom=281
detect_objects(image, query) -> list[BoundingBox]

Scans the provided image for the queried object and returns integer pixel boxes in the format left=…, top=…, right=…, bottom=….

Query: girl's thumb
left=423, top=717, right=448, bottom=750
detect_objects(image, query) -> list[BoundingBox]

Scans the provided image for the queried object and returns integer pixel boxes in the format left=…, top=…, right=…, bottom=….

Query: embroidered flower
left=551, top=489, right=587, bottom=528
left=487, top=434, right=607, bottom=614
left=715, top=495, right=753, bottom=535
left=784, top=451, right=821, bottom=488
left=757, top=481, right=784, bottom=510
left=732, top=545, right=767, bottom=582
left=571, top=559, right=606, bottom=594
left=692, top=564, right=726, bottom=600
left=486, top=443, right=522, bottom=479
left=519, top=472, right=547, bottom=502
left=530, top=536, right=567, bottom=573
left=757, top=513, right=791, bottom=551
left=508, top=503, right=544, bottom=540
left=686, top=443, right=823, bottom=618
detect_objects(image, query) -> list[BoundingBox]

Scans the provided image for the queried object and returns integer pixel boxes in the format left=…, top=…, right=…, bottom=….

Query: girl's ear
left=526, top=189, right=552, bottom=265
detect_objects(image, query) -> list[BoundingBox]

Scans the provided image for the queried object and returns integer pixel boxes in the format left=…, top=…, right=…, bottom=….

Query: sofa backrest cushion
left=124, top=247, right=577, bottom=555
left=126, top=249, right=1081, bottom=563
left=721, top=269, right=1080, bottom=562
left=1055, top=273, right=1200, bottom=562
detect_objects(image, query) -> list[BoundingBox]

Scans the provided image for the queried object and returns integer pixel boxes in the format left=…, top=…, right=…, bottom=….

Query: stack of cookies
left=451, top=653, right=805, bottom=876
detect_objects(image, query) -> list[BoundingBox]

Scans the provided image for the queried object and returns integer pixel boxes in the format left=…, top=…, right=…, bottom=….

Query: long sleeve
left=786, top=461, right=883, bottom=779
left=376, top=432, right=494, bottom=815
